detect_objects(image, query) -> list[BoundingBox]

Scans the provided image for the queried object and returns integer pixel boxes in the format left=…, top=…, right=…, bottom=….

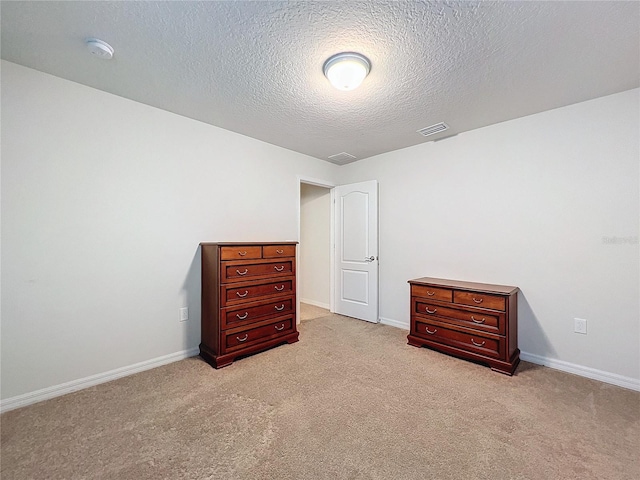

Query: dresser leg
left=212, top=354, right=234, bottom=369
left=199, top=344, right=234, bottom=369
left=489, top=350, right=521, bottom=376
left=407, top=335, right=424, bottom=348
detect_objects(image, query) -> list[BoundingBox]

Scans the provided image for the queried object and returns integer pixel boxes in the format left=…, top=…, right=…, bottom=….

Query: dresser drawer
left=225, top=317, right=294, bottom=351
left=415, top=320, right=504, bottom=359
left=222, top=278, right=295, bottom=306
left=220, top=246, right=262, bottom=260
left=263, top=245, right=296, bottom=258
left=411, top=285, right=452, bottom=303
left=221, top=259, right=294, bottom=283
left=413, top=299, right=503, bottom=334
left=454, top=291, right=505, bottom=311
left=222, top=296, right=294, bottom=329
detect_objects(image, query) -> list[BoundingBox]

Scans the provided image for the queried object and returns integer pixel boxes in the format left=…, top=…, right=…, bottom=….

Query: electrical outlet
left=180, top=307, right=189, bottom=322
left=574, top=318, right=587, bottom=334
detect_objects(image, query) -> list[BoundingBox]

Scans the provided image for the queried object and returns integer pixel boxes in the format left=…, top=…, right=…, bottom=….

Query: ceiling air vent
left=417, top=122, right=449, bottom=137
left=327, top=152, right=357, bottom=165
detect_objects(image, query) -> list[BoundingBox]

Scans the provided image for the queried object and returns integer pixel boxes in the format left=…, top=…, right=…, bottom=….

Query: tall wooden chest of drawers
left=407, top=277, right=520, bottom=375
left=200, top=242, right=299, bottom=368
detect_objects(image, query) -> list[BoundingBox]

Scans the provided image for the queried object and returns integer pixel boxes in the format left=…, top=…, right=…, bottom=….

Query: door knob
left=365, top=256, right=376, bottom=262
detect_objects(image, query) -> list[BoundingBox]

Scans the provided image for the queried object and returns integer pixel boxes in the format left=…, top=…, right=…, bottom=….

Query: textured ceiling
left=2, top=1, right=639, bottom=164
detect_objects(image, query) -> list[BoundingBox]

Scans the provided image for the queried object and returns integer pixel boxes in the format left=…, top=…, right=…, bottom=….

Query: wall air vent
left=417, top=122, right=449, bottom=137
left=327, top=152, right=357, bottom=165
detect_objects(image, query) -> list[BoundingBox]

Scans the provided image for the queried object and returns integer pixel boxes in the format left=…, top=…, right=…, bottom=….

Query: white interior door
left=334, top=180, right=378, bottom=323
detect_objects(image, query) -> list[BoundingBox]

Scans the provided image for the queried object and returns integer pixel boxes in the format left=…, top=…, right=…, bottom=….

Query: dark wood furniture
left=407, top=277, right=519, bottom=375
left=200, top=242, right=299, bottom=368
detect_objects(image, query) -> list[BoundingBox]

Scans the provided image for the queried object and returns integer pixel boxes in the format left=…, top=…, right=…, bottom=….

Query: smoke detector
left=86, top=38, right=114, bottom=60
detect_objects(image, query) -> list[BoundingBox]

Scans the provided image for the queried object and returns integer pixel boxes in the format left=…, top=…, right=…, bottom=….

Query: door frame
left=296, top=175, right=336, bottom=323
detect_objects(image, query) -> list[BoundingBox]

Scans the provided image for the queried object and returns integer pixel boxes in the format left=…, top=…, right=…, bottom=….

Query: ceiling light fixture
left=323, top=52, right=370, bottom=91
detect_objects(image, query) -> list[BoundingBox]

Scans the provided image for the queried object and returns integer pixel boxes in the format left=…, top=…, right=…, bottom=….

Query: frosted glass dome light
left=323, top=52, right=371, bottom=91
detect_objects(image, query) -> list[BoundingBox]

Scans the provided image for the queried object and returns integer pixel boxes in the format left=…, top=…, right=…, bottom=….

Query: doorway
left=299, top=180, right=333, bottom=318
left=297, top=176, right=379, bottom=324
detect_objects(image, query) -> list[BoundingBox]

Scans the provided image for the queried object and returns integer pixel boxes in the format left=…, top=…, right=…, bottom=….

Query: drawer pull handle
left=237, top=334, right=249, bottom=342
left=425, top=307, right=437, bottom=314
left=471, top=316, right=486, bottom=324
left=274, top=285, right=285, bottom=291
left=275, top=304, right=285, bottom=311
left=238, top=251, right=247, bottom=256
left=472, top=297, right=483, bottom=304
left=276, top=249, right=284, bottom=254
left=425, top=327, right=437, bottom=335
left=236, top=269, right=249, bottom=276
left=236, top=312, right=249, bottom=320
left=275, top=324, right=285, bottom=331
left=426, top=291, right=435, bottom=296
left=471, top=338, right=486, bottom=347
left=274, top=265, right=285, bottom=272
left=236, top=291, right=249, bottom=297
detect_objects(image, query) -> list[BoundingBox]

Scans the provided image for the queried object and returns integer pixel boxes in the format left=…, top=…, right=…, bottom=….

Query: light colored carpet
left=299, top=302, right=330, bottom=321
left=1, top=309, right=639, bottom=479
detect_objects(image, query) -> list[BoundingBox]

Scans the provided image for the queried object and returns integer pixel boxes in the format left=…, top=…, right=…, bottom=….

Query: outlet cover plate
left=180, top=307, right=189, bottom=322
left=574, top=318, right=587, bottom=334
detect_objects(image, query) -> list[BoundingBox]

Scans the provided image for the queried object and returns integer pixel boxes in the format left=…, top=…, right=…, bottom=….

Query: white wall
left=299, top=183, right=331, bottom=308
left=0, top=61, right=339, bottom=401
left=340, top=89, right=640, bottom=384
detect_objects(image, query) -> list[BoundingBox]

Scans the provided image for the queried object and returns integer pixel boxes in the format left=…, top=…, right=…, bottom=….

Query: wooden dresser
left=200, top=242, right=299, bottom=368
left=407, top=277, right=519, bottom=375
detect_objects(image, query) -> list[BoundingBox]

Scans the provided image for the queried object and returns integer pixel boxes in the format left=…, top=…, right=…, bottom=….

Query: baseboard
left=300, top=298, right=330, bottom=310
left=379, top=316, right=409, bottom=330
left=0, top=347, right=200, bottom=413
left=520, top=351, right=640, bottom=392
